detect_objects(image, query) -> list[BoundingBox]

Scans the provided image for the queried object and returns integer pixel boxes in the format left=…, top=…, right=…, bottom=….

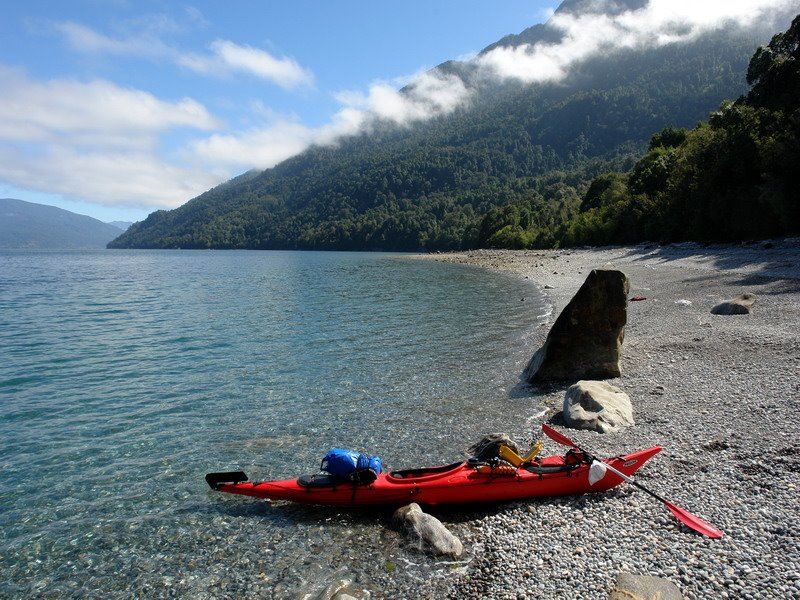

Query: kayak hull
left=209, top=446, right=662, bottom=507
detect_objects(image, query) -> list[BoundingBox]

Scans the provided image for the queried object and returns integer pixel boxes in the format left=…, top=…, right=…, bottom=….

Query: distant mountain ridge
left=108, top=221, right=133, bottom=231
left=109, top=1, right=797, bottom=251
left=0, top=198, right=124, bottom=249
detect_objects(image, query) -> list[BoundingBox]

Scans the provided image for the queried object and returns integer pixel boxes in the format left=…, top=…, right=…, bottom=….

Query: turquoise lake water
left=0, top=250, right=549, bottom=598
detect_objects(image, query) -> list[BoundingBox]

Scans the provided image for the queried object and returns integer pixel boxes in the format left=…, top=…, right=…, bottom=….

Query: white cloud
left=55, top=21, right=315, bottom=90
left=178, top=40, right=314, bottom=89
left=216, top=40, right=313, bottom=89
left=54, top=20, right=171, bottom=59
left=0, top=66, right=219, bottom=145
left=477, top=0, right=795, bottom=83
left=0, top=66, right=222, bottom=208
left=332, top=70, right=472, bottom=129
left=185, top=105, right=373, bottom=171
left=0, top=145, right=221, bottom=208
left=187, top=118, right=316, bottom=170
left=186, top=69, right=473, bottom=173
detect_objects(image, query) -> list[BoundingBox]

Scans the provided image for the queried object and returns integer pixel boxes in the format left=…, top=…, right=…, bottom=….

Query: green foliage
left=628, top=146, right=679, bottom=196
left=648, top=127, right=687, bottom=150
left=746, top=15, right=800, bottom=112
left=579, top=172, right=628, bottom=212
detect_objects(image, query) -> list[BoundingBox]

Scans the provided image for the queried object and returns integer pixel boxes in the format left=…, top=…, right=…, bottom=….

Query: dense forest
left=109, top=4, right=798, bottom=251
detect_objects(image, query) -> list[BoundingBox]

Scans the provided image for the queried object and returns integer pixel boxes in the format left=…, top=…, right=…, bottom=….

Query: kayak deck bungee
left=205, top=446, right=662, bottom=507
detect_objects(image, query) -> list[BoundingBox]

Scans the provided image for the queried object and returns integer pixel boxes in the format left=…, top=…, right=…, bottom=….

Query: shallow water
left=0, top=250, right=548, bottom=598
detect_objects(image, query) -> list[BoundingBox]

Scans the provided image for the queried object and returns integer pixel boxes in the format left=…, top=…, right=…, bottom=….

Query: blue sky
left=0, top=1, right=556, bottom=223
left=0, top=1, right=792, bottom=224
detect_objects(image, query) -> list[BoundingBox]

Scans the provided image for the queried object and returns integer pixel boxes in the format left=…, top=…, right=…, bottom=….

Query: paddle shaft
left=599, top=461, right=670, bottom=505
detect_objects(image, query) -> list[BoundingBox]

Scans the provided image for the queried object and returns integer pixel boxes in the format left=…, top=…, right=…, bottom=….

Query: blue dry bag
left=321, top=448, right=382, bottom=484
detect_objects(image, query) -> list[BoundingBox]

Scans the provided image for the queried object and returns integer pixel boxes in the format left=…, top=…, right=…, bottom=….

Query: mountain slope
left=0, top=198, right=124, bottom=249
left=110, top=2, right=795, bottom=251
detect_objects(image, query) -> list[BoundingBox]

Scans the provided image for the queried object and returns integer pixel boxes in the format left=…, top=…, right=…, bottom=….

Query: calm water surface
left=0, top=250, right=548, bottom=598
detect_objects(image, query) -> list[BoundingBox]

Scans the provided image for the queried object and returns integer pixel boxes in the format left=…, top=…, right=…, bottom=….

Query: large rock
left=527, top=269, right=629, bottom=382
left=392, top=503, right=463, bottom=558
left=563, top=380, right=634, bottom=433
left=711, top=293, right=756, bottom=315
left=608, top=572, right=683, bottom=599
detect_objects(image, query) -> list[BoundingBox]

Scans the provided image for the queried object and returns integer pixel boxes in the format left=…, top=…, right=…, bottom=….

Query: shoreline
left=408, top=240, right=800, bottom=599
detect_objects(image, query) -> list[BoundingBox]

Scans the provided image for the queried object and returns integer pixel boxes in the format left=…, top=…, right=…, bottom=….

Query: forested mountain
left=0, top=198, right=125, bottom=249
left=563, top=14, right=800, bottom=246
left=110, top=1, right=797, bottom=251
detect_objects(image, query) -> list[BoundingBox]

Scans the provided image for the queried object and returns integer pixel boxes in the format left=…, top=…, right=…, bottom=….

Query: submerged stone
left=392, top=503, right=463, bottom=558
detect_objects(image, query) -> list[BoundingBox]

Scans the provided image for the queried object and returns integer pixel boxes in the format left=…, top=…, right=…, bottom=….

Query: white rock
left=563, top=380, right=634, bottom=433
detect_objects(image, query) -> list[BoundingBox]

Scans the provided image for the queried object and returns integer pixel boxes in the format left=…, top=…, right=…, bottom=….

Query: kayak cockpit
left=386, top=461, right=464, bottom=481
left=292, top=462, right=466, bottom=489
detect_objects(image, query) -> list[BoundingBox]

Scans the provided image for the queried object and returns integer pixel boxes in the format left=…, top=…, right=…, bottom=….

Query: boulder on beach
left=392, top=503, right=463, bottom=558
left=609, top=572, right=683, bottom=600
left=711, top=293, right=757, bottom=315
left=563, top=380, right=634, bottom=433
left=526, top=269, right=629, bottom=382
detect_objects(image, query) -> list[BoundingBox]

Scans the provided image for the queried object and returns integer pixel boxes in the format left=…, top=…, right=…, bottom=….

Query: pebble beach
left=391, top=240, right=800, bottom=600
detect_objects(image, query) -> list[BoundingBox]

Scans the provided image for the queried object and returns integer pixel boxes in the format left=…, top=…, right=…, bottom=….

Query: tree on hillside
left=746, top=14, right=800, bottom=112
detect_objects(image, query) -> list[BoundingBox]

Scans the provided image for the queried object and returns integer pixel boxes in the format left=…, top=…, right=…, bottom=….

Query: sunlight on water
left=0, top=250, right=548, bottom=598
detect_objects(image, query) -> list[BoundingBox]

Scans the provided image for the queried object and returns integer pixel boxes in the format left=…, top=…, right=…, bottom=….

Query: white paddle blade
left=589, top=460, right=608, bottom=486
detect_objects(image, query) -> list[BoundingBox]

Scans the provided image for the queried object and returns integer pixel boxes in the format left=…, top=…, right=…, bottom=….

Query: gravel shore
left=399, top=240, right=800, bottom=600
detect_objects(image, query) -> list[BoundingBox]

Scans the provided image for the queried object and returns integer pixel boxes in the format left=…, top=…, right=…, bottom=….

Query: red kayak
left=205, top=446, right=662, bottom=507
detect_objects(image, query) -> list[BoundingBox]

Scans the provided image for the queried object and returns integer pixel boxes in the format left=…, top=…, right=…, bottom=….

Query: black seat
left=297, top=473, right=345, bottom=488
left=524, top=463, right=580, bottom=475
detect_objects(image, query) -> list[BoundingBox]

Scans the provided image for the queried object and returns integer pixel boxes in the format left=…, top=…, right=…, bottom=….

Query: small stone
left=609, top=572, right=683, bottom=600
left=711, top=293, right=756, bottom=315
